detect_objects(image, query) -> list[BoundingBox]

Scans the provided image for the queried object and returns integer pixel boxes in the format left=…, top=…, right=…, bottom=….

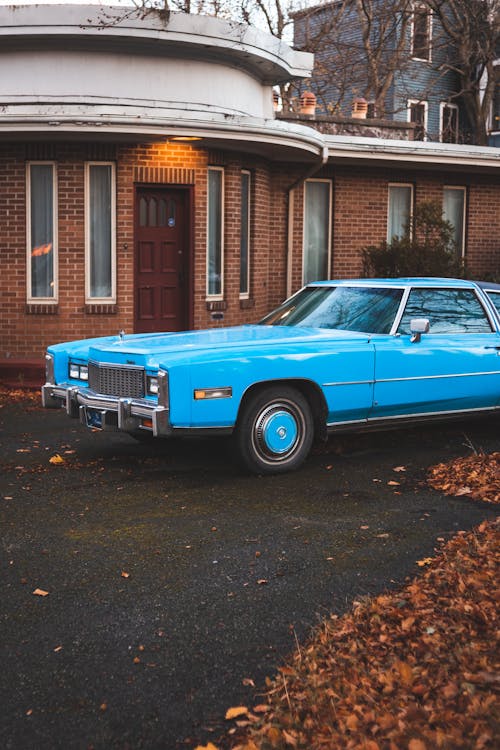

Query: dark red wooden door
left=134, top=188, right=189, bottom=333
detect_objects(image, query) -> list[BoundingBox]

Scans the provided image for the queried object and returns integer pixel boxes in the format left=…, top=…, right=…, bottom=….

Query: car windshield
left=259, top=285, right=404, bottom=334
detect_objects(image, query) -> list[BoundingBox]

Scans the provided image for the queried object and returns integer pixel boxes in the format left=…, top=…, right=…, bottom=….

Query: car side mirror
left=410, top=318, right=430, bottom=343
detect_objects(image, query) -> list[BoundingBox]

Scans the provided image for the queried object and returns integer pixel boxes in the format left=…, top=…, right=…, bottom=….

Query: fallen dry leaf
left=49, top=454, right=65, bottom=465
left=225, top=706, right=249, bottom=720
left=32, top=588, right=49, bottom=597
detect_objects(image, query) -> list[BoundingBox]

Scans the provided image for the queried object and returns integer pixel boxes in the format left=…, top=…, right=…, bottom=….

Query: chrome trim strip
left=367, top=405, right=497, bottom=422
left=376, top=370, right=500, bottom=383
left=390, top=285, right=411, bottom=335
left=326, top=418, right=367, bottom=427
left=323, top=370, right=499, bottom=388
left=326, top=404, right=498, bottom=429
left=45, top=353, right=55, bottom=385
left=323, top=379, right=373, bottom=387
left=88, top=359, right=144, bottom=372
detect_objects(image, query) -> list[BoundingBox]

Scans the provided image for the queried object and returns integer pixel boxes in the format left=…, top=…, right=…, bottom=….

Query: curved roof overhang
left=0, top=110, right=325, bottom=162
left=0, top=5, right=313, bottom=84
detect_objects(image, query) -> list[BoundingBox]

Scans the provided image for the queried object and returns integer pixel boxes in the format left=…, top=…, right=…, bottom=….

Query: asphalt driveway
left=1, top=396, right=498, bottom=749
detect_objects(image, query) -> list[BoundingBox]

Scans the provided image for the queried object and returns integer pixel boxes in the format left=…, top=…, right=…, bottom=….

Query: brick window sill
left=26, top=304, right=59, bottom=315
left=206, top=300, right=227, bottom=312
left=85, top=304, right=117, bottom=315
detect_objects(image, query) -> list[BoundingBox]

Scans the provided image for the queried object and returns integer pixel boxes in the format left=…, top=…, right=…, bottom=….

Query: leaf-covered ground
left=215, top=455, right=499, bottom=750
left=0, top=385, right=41, bottom=409
left=428, top=453, right=500, bottom=505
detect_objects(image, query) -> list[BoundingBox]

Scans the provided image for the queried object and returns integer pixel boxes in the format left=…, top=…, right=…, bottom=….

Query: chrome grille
left=88, top=361, right=145, bottom=398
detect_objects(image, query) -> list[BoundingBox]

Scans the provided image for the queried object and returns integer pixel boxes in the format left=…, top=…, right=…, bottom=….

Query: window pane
left=148, top=197, right=157, bottom=227
left=240, top=172, right=250, bottom=296
left=486, top=291, right=500, bottom=317
left=443, top=188, right=465, bottom=258
left=398, top=289, right=491, bottom=334
left=387, top=185, right=412, bottom=242
left=30, top=164, right=55, bottom=298
left=158, top=198, right=167, bottom=226
left=442, top=105, right=458, bottom=143
left=89, top=164, right=112, bottom=299
left=412, top=8, right=430, bottom=59
left=304, top=181, right=330, bottom=284
left=208, top=169, right=223, bottom=296
left=139, top=197, right=148, bottom=227
left=260, top=286, right=403, bottom=334
left=409, top=102, right=426, bottom=141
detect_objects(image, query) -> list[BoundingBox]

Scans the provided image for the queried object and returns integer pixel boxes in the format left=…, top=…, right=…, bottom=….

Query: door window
left=398, top=288, right=492, bottom=334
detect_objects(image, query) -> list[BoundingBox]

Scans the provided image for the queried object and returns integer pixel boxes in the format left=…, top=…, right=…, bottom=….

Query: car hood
left=63, top=325, right=370, bottom=369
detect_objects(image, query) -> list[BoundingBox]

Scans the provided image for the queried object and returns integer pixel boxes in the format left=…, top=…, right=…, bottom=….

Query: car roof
left=476, top=281, right=500, bottom=292
left=309, top=277, right=478, bottom=289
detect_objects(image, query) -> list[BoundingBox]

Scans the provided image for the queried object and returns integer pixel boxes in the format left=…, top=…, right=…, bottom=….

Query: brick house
left=1, top=5, right=499, bottom=384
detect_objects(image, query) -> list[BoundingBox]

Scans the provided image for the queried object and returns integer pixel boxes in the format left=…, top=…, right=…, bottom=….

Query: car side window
left=486, top=291, right=500, bottom=317
left=398, top=289, right=493, bottom=334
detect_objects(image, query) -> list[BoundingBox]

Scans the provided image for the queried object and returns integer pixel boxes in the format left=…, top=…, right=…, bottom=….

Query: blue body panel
left=45, top=278, right=500, bottom=437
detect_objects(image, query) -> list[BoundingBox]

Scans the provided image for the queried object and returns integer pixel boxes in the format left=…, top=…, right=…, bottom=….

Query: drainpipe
left=286, top=145, right=329, bottom=298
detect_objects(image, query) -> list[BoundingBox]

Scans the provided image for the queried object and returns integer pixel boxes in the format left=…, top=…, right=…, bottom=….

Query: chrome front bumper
left=41, top=383, right=171, bottom=437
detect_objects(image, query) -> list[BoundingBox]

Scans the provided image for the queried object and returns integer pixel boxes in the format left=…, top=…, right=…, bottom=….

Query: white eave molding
left=325, top=135, right=500, bottom=171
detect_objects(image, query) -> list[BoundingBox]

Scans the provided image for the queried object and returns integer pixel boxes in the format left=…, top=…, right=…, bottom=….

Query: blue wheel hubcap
left=261, top=409, right=298, bottom=455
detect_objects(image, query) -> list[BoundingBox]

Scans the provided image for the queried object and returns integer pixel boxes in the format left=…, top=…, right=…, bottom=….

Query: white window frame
left=411, top=4, right=432, bottom=62
left=26, top=161, right=58, bottom=303
left=85, top=162, right=116, bottom=304
left=239, top=170, right=251, bottom=299
left=387, top=183, right=414, bottom=242
left=440, top=102, right=459, bottom=143
left=407, top=99, right=428, bottom=141
left=206, top=166, right=225, bottom=300
left=443, top=186, right=467, bottom=259
left=302, top=178, right=332, bottom=286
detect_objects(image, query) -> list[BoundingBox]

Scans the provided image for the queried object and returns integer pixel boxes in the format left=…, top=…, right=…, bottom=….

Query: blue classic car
left=42, top=278, right=500, bottom=474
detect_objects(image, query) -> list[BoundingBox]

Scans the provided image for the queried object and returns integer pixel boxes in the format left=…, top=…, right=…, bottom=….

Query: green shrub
left=361, top=201, right=465, bottom=278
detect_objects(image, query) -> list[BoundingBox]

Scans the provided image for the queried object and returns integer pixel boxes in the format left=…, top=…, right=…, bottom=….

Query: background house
left=292, top=0, right=497, bottom=145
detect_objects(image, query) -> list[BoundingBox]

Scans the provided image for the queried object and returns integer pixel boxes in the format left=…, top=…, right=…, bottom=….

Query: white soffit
left=326, top=135, right=500, bottom=171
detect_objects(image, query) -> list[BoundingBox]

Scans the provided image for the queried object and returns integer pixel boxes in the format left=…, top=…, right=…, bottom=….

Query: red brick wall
left=1, top=142, right=499, bottom=362
left=329, top=166, right=500, bottom=281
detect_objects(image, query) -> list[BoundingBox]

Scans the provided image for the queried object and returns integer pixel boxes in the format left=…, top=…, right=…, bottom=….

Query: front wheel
left=236, top=386, right=314, bottom=475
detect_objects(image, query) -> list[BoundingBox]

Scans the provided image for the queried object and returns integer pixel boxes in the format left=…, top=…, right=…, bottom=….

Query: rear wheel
left=236, top=386, right=314, bottom=474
